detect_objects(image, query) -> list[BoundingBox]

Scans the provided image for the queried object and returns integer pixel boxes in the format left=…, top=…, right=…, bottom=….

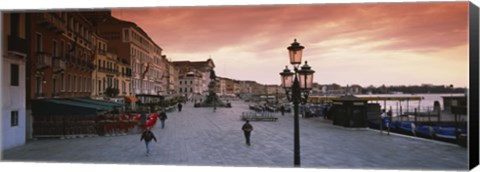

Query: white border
left=1, top=1, right=478, bottom=172
left=0, top=0, right=474, bottom=10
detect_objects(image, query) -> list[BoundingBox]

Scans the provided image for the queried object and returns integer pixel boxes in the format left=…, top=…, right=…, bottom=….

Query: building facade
left=179, top=71, right=203, bottom=99
left=173, top=58, right=215, bottom=96
left=25, top=12, right=95, bottom=139
left=91, top=34, right=118, bottom=98
left=2, top=12, right=28, bottom=150
left=85, top=11, right=164, bottom=97
left=117, top=58, right=132, bottom=97
left=165, top=56, right=179, bottom=96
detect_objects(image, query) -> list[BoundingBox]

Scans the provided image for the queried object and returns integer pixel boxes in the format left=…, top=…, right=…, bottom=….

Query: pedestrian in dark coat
left=242, top=120, right=253, bottom=146
left=159, top=111, right=168, bottom=129
left=177, top=103, right=183, bottom=112
left=280, top=105, right=285, bottom=116
left=140, top=128, right=157, bottom=156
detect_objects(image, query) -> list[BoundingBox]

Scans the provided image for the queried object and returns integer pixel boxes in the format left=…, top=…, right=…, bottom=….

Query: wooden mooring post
left=380, top=110, right=383, bottom=134
left=437, top=108, right=441, bottom=123
left=428, top=108, right=431, bottom=122
left=414, top=108, right=417, bottom=126
left=387, top=106, right=392, bottom=135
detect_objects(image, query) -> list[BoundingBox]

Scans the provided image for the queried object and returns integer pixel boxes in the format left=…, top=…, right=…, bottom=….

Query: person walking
left=380, top=109, right=387, bottom=130
left=242, top=120, right=253, bottom=146
left=177, top=102, right=183, bottom=112
left=140, top=128, right=157, bottom=156
left=159, top=111, right=168, bottom=129
left=280, top=105, right=285, bottom=116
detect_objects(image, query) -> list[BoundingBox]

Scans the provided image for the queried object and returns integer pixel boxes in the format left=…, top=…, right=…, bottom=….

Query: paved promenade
left=2, top=100, right=468, bottom=170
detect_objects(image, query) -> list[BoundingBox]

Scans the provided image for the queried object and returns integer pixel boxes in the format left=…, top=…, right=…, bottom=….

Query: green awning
left=31, top=99, right=108, bottom=116
left=67, top=98, right=124, bottom=108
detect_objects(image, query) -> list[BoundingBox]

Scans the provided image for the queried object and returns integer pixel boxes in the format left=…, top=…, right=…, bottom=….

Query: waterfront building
left=165, top=56, right=179, bottom=96
left=117, top=57, right=132, bottom=97
left=233, top=80, right=241, bottom=95
left=151, top=53, right=166, bottom=96
left=26, top=12, right=94, bottom=100
left=265, top=84, right=281, bottom=95
left=90, top=32, right=132, bottom=102
left=250, top=82, right=267, bottom=96
left=2, top=12, right=28, bottom=150
left=218, top=77, right=227, bottom=96
left=239, top=80, right=254, bottom=95
left=217, top=76, right=241, bottom=96
left=24, top=12, right=95, bottom=139
left=84, top=11, right=164, bottom=97
left=91, top=34, right=117, bottom=98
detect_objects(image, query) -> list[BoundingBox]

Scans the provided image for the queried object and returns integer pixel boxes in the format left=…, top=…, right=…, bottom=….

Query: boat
left=414, top=125, right=435, bottom=138
left=434, top=125, right=467, bottom=140
left=397, top=122, right=416, bottom=136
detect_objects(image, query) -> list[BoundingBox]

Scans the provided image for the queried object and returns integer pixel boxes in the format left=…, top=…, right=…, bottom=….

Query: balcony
left=36, top=13, right=67, bottom=34
left=126, top=69, right=132, bottom=77
left=36, top=52, right=52, bottom=69
left=98, top=67, right=120, bottom=75
left=87, top=63, right=95, bottom=70
left=8, top=35, right=27, bottom=54
left=35, top=92, right=46, bottom=98
left=97, top=50, right=107, bottom=55
left=68, top=57, right=77, bottom=67
left=51, top=92, right=61, bottom=97
left=52, top=57, right=66, bottom=73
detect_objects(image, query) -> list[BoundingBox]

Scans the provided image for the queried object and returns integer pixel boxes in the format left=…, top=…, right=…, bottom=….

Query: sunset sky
left=111, top=2, right=469, bottom=88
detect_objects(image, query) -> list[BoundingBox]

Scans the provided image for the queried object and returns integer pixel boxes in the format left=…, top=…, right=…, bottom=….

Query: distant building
left=265, top=84, right=281, bottom=95
left=179, top=71, right=203, bottom=99
left=238, top=80, right=254, bottom=96
left=321, top=83, right=343, bottom=95
left=173, top=58, right=215, bottom=95
left=349, top=84, right=363, bottom=95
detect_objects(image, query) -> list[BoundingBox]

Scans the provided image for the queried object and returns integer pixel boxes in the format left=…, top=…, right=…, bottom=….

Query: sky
left=111, top=2, right=469, bottom=88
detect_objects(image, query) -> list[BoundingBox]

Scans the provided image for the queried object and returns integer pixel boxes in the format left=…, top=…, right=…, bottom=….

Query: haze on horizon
left=112, top=2, right=469, bottom=88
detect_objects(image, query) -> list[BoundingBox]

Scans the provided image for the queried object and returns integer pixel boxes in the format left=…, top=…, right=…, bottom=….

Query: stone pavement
left=1, top=100, right=468, bottom=170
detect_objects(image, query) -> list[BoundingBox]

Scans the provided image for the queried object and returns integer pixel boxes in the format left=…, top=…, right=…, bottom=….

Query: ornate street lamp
left=279, top=39, right=315, bottom=167
left=298, top=61, right=315, bottom=103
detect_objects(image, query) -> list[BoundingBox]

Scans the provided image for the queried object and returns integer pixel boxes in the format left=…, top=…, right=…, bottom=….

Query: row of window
left=179, top=88, right=194, bottom=93
left=179, top=80, right=195, bottom=85
left=98, top=59, right=119, bottom=71
left=95, top=78, right=129, bottom=94
left=132, top=79, right=162, bottom=93
left=34, top=73, right=92, bottom=96
left=35, top=32, right=89, bottom=60
left=33, top=74, right=132, bottom=96
left=65, top=13, right=92, bottom=42
left=97, top=41, right=107, bottom=53
left=125, top=29, right=153, bottom=51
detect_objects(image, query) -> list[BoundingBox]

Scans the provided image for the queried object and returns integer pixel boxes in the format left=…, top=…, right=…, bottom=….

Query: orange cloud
left=111, top=2, right=469, bottom=87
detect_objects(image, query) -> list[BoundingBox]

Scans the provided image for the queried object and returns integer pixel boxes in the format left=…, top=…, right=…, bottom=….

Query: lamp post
left=279, top=39, right=315, bottom=167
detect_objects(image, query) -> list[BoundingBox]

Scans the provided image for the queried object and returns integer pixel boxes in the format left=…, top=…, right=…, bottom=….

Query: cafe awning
left=31, top=99, right=110, bottom=116
left=68, top=98, right=124, bottom=108
left=125, top=96, right=139, bottom=103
